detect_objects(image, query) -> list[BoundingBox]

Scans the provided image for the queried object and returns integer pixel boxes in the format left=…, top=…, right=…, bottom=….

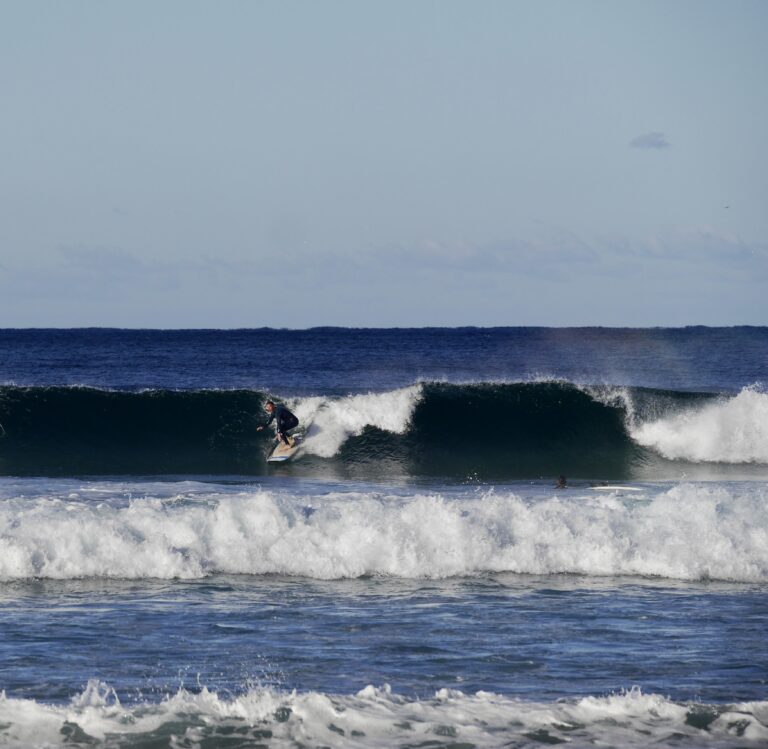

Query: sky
left=1, top=0, right=766, bottom=327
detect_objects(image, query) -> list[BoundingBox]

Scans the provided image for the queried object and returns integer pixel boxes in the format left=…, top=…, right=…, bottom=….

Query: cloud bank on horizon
left=0, top=0, right=766, bottom=327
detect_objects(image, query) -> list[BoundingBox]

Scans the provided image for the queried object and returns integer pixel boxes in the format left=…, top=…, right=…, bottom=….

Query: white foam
left=0, top=681, right=766, bottom=748
left=1, top=483, right=766, bottom=582
left=287, top=385, right=421, bottom=457
left=631, top=387, right=768, bottom=463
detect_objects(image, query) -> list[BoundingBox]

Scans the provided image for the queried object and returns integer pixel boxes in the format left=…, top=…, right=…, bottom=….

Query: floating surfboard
left=267, top=436, right=302, bottom=463
left=591, top=485, right=643, bottom=492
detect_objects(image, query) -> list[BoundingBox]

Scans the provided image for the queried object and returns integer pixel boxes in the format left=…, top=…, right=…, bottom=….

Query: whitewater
left=630, top=385, right=768, bottom=463
left=2, top=681, right=767, bottom=748
left=0, top=480, right=766, bottom=582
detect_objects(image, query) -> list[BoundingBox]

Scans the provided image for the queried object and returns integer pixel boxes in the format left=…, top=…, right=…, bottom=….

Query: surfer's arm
left=257, top=412, right=276, bottom=431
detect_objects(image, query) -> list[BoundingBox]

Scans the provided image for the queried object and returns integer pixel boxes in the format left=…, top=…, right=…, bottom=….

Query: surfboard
left=267, top=436, right=302, bottom=463
left=591, top=485, right=643, bottom=492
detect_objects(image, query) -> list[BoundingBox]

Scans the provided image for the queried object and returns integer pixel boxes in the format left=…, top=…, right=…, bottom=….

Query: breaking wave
left=0, top=382, right=766, bottom=477
left=1, top=483, right=766, bottom=582
left=630, top=386, right=768, bottom=463
left=1, top=680, right=766, bottom=748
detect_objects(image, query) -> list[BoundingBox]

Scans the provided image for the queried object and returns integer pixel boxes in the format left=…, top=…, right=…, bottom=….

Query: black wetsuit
left=265, top=405, right=299, bottom=445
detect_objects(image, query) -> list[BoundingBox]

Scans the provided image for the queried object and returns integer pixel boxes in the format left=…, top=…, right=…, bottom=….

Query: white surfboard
left=591, top=485, right=643, bottom=492
left=267, top=436, right=302, bottom=463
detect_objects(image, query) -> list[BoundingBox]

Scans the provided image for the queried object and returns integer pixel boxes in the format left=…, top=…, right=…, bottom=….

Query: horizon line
left=1, top=324, right=765, bottom=333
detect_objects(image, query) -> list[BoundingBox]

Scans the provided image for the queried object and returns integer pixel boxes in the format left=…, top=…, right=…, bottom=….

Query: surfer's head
left=265, top=400, right=275, bottom=412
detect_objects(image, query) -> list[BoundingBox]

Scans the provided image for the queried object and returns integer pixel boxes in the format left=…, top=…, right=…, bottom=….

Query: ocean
left=0, top=327, right=766, bottom=747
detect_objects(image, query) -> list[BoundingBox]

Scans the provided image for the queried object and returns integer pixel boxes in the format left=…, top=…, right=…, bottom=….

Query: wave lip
left=290, top=384, right=421, bottom=458
left=1, top=484, right=766, bottom=583
left=630, top=386, right=768, bottom=464
left=1, top=681, right=767, bottom=748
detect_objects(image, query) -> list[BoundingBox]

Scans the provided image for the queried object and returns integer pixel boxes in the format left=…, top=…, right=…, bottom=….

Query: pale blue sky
left=1, top=0, right=766, bottom=327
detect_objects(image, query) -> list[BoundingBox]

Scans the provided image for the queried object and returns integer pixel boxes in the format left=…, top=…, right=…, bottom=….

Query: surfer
left=556, top=475, right=567, bottom=489
left=257, top=401, right=299, bottom=446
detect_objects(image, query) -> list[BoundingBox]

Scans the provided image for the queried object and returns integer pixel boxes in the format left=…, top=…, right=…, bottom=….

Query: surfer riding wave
left=258, top=400, right=299, bottom=446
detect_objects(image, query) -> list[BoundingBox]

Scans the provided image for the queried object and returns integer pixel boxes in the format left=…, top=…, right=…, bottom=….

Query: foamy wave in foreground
left=1, top=681, right=766, bottom=748
left=1, top=484, right=766, bottom=582
left=630, top=387, right=768, bottom=464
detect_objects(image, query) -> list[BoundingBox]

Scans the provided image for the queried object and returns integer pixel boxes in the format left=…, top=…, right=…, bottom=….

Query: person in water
left=257, top=401, right=299, bottom=446
left=556, top=475, right=567, bottom=489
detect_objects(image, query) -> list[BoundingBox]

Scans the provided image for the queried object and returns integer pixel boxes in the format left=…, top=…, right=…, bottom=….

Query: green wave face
left=0, top=387, right=270, bottom=476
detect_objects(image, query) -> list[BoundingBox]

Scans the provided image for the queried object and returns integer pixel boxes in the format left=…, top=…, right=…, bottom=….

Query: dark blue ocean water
left=0, top=328, right=766, bottom=747
left=2, top=326, right=766, bottom=392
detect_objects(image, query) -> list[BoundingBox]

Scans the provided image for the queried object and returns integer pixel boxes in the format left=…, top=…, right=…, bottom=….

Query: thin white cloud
left=630, top=131, right=670, bottom=149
